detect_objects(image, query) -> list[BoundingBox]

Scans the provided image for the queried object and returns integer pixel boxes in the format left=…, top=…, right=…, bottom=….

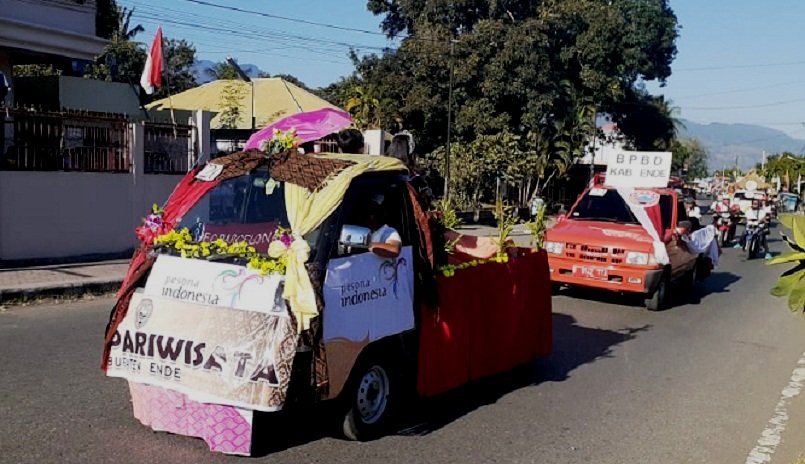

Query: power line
left=673, top=79, right=805, bottom=100
left=179, top=0, right=388, bottom=37
left=684, top=96, right=805, bottom=111
left=675, top=59, right=805, bottom=72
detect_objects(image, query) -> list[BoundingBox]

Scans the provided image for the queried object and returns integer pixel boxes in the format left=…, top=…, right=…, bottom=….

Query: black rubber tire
left=341, top=354, right=399, bottom=441
left=645, top=275, right=668, bottom=311
left=685, top=262, right=697, bottom=289
left=747, top=237, right=758, bottom=260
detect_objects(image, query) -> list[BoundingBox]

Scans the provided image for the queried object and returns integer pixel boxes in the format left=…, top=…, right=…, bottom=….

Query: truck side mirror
left=338, top=224, right=371, bottom=253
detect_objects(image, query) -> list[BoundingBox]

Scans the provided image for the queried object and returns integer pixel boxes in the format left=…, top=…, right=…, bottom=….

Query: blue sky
left=124, top=0, right=805, bottom=138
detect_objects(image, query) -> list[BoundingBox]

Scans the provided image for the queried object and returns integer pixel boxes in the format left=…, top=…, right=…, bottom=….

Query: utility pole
left=444, top=38, right=457, bottom=201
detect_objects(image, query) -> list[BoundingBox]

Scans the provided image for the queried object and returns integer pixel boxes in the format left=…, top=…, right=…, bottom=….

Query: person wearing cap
left=365, top=194, right=402, bottom=259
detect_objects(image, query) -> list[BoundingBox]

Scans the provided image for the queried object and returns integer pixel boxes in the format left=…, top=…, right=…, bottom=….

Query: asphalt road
left=2, top=227, right=805, bottom=464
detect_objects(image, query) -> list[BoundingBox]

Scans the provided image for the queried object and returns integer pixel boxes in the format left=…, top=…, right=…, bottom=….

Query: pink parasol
left=244, top=108, right=353, bottom=150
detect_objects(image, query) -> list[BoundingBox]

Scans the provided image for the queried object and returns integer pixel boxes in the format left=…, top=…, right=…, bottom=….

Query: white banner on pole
left=605, top=151, right=673, bottom=188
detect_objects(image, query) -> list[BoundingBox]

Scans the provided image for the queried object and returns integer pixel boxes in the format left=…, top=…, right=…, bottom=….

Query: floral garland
left=135, top=203, right=173, bottom=246
left=260, top=128, right=299, bottom=155
left=437, top=253, right=510, bottom=278
left=153, top=227, right=290, bottom=276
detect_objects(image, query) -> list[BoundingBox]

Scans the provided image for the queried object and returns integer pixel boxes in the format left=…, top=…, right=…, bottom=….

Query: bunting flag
left=140, top=27, right=164, bottom=95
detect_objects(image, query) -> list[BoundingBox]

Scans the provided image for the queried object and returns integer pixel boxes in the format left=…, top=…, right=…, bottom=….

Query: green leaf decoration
left=792, top=215, right=805, bottom=250
left=771, top=266, right=805, bottom=297
left=788, top=285, right=805, bottom=313
left=767, top=252, right=805, bottom=266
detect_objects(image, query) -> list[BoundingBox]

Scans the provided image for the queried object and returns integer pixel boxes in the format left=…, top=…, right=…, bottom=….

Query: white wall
left=0, top=113, right=212, bottom=262
left=0, top=171, right=184, bottom=260
left=0, top=0, right=96, bottom=37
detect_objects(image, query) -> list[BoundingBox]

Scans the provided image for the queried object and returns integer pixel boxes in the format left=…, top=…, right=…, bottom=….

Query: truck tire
left=645, top=275, right=669, bottom=311
left=341, top=353, right=400, bottom=441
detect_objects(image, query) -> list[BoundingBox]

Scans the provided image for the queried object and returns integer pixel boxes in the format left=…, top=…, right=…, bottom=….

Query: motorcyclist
left=742, top=199, right=771, bottom=259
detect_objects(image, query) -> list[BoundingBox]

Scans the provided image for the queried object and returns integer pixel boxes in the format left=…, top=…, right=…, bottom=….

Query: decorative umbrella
left=244, top=108, right=352, bottom=150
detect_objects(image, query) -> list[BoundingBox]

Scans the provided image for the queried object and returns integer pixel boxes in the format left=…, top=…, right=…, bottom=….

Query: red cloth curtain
left=417, top=250, right=552, bottom=397
left=101, top=170, right=220, bottom=371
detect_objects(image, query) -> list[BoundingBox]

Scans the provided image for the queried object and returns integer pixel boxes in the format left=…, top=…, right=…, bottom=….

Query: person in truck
left=365, top=194, right=402, bottom=259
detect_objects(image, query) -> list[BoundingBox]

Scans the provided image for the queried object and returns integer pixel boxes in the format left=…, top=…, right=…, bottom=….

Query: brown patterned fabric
left=304, top=262, right=330, bottom=398
left=209, top=149, right=266, bottom=181
left=210, top=149, right=355, bottom=191
left=270, top=152, right=354, bottom=191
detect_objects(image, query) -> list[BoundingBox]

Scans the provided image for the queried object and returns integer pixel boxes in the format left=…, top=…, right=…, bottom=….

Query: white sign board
left=605, top=150, right=672, bottom=188
left=323, top=247, right=414, bottom=343
left=144, top=255, right=284, bottom=315
left=107, top=293, right=297, bottom=412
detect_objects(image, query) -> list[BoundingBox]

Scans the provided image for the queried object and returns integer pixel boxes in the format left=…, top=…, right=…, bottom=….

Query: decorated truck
left=101, top=145, right=552, bottom=455
left=545, top=151, right=717, bottom=311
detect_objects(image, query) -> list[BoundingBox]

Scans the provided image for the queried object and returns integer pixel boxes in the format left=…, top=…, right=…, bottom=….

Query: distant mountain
left=678, top=120, right=805, bottom=171
left=192, top=59, right=266, bottom=85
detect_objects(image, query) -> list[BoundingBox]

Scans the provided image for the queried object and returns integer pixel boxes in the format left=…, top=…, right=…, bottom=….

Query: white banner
left=144, top=255, right=284, bottom=315
left=107, top=293, right=298, bottom=412
left=323, top=247, right=414, bottom=342
left=605, top=150, right=672, bottom=188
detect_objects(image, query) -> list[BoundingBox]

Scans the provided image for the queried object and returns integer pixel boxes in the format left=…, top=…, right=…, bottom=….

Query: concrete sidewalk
left=0, top=260, right=129, bottom=304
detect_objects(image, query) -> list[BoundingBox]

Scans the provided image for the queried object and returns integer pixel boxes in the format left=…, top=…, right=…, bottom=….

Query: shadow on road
left=248, top=313, right=647, bottom=454
left=395, top=313, right=649, bottom=436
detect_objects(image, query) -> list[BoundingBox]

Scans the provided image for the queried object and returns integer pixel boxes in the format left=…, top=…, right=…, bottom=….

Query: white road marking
left=745, top=351, right=805, bottom=464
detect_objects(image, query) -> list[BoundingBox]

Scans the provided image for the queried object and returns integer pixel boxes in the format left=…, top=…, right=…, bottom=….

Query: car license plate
left=573, top=265, right=608, bottom=280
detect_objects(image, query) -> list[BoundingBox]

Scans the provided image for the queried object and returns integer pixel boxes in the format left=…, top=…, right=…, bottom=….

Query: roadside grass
left=793, top=455, right=805, bottom=464
left=0, top=290, right=115, bottom=311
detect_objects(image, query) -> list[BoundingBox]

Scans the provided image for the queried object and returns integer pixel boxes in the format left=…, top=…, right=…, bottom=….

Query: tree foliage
left=321, top=0, right=679, bottom=205
left=669, top=138, right=708, bottom=179
left=760, top=153, right=805, bottom=191
left=86, top=1, right=197, bottom=101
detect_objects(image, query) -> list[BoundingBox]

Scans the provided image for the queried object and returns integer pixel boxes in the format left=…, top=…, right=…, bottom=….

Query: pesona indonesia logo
left=212, top=268, right=265, bottom=307
left=135, top=299, right=154, bottom=329
left=380, top=256, right=407, bottom=299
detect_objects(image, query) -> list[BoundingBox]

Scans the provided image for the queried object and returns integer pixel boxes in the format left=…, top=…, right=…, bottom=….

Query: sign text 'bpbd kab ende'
left=605, top=150, right=672, bottom=188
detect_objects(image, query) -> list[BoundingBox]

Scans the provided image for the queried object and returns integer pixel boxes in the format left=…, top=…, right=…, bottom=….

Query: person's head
left=752, top=199, right=760, bottom=209
left=677, top=220, right=693, bottom=236
left=685, top=198, right=695, bottom=208
left=722, top=198, right=730, bottom=205
left=365, top=194, right=386, bottom=230
left=336, top=129, right=364, bottom=154
left=385, top=134, right=411, bottom=167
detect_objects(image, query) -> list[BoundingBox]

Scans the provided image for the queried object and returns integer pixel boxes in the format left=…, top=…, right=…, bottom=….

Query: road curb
left=0, top=279, right=122, bottom=305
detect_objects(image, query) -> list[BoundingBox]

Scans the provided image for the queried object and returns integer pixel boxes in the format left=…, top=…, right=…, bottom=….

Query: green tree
left=761, top=153, right=805, bottom=191
left=152, top=39, right=198, bottom=100
left=207, top=62, right=242, bottom=80
left=670, top=138, right=708, bottom=179
left=219, top=82, right=247, bottom=129
left=357, top=0, right=678, bottom=154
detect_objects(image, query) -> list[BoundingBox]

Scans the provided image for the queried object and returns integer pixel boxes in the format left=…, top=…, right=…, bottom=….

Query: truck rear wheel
left=342, top=354, right=399, bottom=441
left=645, top=276, right=668, bottom=311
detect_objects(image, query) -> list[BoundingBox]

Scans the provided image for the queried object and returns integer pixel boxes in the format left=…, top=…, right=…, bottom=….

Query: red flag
left=140, top=27, right=163, bottom=95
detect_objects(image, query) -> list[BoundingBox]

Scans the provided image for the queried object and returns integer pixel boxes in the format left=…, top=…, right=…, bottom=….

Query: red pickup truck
left=545, top=184, right=708, bottom=310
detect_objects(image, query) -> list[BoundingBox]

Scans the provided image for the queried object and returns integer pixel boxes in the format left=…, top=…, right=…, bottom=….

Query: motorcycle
left=715, top=212, right=732, bottom=247
left=742, top=219, right=767, bottom=259
left=713, top=210, right=740, bottom=246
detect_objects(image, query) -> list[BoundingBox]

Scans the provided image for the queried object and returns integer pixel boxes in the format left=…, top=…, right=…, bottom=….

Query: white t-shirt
left=371, top=224, right=401, bottom=244
left=687, top=206, right=701, bottom=219
left=745, top=208, right=768, bottom=222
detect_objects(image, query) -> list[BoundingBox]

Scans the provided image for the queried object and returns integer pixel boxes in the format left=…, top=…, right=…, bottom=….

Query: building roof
left=147, top=78, right=341, bottom=130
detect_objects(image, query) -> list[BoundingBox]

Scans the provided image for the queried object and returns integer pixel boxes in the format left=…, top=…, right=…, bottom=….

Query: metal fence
left=144, top=122, right=197, bottom=174
left=1, top=109, right=131, bottom=172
